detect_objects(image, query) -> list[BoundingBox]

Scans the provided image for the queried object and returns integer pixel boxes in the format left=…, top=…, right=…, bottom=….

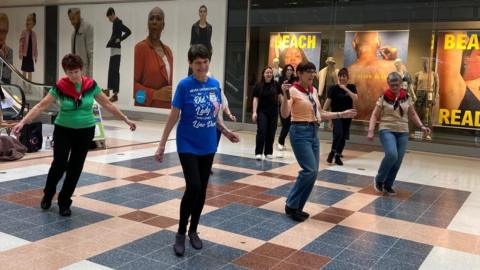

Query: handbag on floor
left=19, top=122, right=43, bottom=153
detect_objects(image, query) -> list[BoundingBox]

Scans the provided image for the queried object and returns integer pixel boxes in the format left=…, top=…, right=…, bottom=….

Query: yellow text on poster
left=444, top=33, right=480, bottom=50
left=275, top=34, right=317, bottom=50
left=438, top=109, right=480, bottom=127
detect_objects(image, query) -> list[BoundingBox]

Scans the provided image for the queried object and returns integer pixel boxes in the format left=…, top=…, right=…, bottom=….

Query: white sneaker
left=266, top=154, right=273, bottom=159
left=255, top=154, right=262, bottom=160
left=277, top=144, right=285, bottom=151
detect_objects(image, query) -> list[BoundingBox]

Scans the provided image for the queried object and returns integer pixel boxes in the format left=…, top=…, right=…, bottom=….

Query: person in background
left=368, top=72, right=430, bottom=195
left=252, top=66, right=282, bottom=160
left=323, top=67, right=358, bottom=165
left=189, top=5, right=212, bottom=75
left=12, top=54, right=136, bottom=216
left=19, top=13, right=38, bottom=89
left=68, top=8, right=93, bottom=77
left=105, top=7, right=131, bottom=102
left=0, top=13, right=13, bottom=84
left=277, top=64, right=297, bottom=151
left=155, top=45, right=239, bottom=257
left=280, top=62, right=356, bottom=222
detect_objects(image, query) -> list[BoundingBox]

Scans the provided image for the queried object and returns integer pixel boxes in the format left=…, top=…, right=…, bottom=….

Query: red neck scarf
left=292, top=82, right=314, bottom=94
left=56, top=76, right=95, bottom=101
left=383, top=88, right=408, bottom=116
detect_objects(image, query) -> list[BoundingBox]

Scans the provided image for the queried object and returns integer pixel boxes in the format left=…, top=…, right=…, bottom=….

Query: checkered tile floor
left=0, top=151, right=477, bottom=270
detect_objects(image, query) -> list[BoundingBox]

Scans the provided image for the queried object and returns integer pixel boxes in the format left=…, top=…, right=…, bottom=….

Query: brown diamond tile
left=215, top=194, right=245, bottom=203
left=254, top=193, right=280, bottom=202
left=258, top=172, right=281, bottom=178
left=0, top=192, right=34, bottom=203
left=278, top=175, right=296, bottom=181
left=123, top=172, right=163, bottom=182
left=21, top=189, right=44, bottom=198
left=238, top=198, right=269, bottom=207
left=394, top=189, right=413, bottom=200
left=358, top=185, right=382, bottom=196
left=322, top=207, right=355, bottom=218
left=232, top=186, right=269, bottom=197
left=210, top=182, right=250, bottom=193
left=143, top=215, right=178, bottom=228
left=14, top=198, right=41, bottom=207
left=271, top=262, right=310, bottom=270
left=233, top=252, right=281, bottom=270
left=252, top=243, right=296, bottom=260
left=119, top=210, right=159, bottom=222
left=311, top=213, right=347, bottom=224
left=285, top=251, right=330, bottom=269
left=176, top=186, right=186, bottom=192
left=205, top=197, right=232, bottom=208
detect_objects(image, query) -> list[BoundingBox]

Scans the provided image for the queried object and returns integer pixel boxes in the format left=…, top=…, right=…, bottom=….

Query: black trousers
left=43, top=125, right=95, bottom=208
left=278, top=114, right=291, bottom=146
left=255, top=112, right=278, bottom=155
left=331, top=118, right=352, bottom=154
left=108, top=55, right=121, bottom=94
left=178, top=152, right=215, bottom=234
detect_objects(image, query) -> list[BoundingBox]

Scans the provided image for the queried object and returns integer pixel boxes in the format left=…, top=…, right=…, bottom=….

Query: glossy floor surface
left=0, top=120, right=479, bottom=270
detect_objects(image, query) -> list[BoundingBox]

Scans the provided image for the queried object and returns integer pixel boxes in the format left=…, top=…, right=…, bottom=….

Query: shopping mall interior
left=1, top=0, right=480, bottom=269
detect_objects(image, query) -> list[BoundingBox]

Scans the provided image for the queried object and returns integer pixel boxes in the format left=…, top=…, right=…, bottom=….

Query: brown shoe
left=102, top=89, right=110, bottom=97
left=109, top=94, right=118, bottom=102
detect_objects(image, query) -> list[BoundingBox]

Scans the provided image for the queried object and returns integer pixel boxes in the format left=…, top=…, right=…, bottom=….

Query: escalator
left=1, top=55, right=53, bottom=122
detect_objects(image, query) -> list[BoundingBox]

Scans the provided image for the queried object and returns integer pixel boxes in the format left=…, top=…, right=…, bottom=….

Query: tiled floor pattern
left=0, top=139, right=479, bottom=269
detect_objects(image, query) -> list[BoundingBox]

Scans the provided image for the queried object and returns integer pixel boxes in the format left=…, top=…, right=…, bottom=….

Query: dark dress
left=21, top=34, right=34, bottom=72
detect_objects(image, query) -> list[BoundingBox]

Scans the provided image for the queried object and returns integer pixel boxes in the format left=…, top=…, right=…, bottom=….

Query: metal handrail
left=0, top=55, right=53, bottom=89
left=1, top=84, right=26, bottom=120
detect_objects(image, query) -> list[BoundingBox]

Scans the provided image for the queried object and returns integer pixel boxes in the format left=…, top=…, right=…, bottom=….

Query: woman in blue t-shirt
left=155, top=44, right=240, bottom=257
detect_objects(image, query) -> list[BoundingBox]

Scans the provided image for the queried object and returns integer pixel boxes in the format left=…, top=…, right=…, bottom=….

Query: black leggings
left=278, top=114, right=291, bottom=146
left=43, top=125, right=95, bottom=208
left=178, top=152, right=215, bottom=234
left=255, top=112, right=278, bottom=155
left=331, top=118, right=352, bottom=154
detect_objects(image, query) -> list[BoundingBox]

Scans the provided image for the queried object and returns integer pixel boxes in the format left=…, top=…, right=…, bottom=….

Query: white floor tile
left=420, top=246, right=480, bottom=270
left=0, top=164, right=51, bottom=182
left=0, top=232, right=30, bottom=252
left=60, top=260, right=114, bottom=270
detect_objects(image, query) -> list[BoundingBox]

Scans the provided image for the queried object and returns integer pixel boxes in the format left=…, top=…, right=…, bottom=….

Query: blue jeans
left=286, top=124, right=319, bottom=210
left=375, top=130, right=409, bottom=188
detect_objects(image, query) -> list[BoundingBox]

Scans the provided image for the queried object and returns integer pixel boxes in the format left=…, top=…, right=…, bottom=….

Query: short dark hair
left=67, top=8, right=79, bottom=16
left=199, top=5, right=207, bottom=11
left=29, top=13, right=36, bottom=25
left=338, top=67, right=349, bottom=78
left=296, top=61, right=316, bottom=73
left=106, top=7, right=115, bottom=17
left=188, top=44, right=211, bottom=63
left=61, top=54, right=83, bottom=71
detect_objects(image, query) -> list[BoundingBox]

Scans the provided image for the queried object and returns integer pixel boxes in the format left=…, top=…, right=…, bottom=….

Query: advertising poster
left=133, top=7, right=174, bottom=109
left=268, top=32, right=322, bottom=71
left=436, top=31, right=480, bottom=129
left=344, top=31, right=410, bottom=120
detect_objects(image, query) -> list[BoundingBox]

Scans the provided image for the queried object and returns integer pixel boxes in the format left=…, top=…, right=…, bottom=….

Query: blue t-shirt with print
left=172, top=76, right=222, bottom=155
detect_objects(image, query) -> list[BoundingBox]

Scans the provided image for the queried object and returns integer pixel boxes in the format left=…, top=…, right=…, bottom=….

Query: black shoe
left=40, top=197, right=52, bottom=210
left=298, top=210, right=310, bottom=219
left=290, top=211, right=307, bottom=222
left=174, top=233, right=186, bottom=256
left=384, top=185, right=397, bottom=196
left=286, top=205, right=309, bottom=219
left=188, top=231, right=203, bottom=250
left=334, top=155, right=343, bottom=166
left=59, top=207, right=71, bottom=217
left=373, top=178, right=383, bottom=193
left=326, top=151, right=335, bottom=163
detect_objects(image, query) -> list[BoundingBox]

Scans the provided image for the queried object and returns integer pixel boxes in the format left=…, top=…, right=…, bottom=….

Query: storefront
left=223, top=0, right=480, bottom=152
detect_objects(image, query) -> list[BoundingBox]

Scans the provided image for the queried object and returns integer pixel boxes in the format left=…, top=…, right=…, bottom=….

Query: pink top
left=289, top=86, right=321, bottom=122
left=19, top=30, right=38, bottom=59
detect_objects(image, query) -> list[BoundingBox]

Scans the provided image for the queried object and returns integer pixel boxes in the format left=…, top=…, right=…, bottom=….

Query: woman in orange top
left=280, top=62, right=356, bottom=222
left=134, top=7, right=173, bottom=108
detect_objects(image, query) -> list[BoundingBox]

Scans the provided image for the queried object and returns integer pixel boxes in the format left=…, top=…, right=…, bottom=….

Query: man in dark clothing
left=105, top=7, right=131, bottom=102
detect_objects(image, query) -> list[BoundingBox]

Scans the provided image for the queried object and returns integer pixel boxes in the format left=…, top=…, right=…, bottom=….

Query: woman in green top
left=12, top=54, right=136, bottom=216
